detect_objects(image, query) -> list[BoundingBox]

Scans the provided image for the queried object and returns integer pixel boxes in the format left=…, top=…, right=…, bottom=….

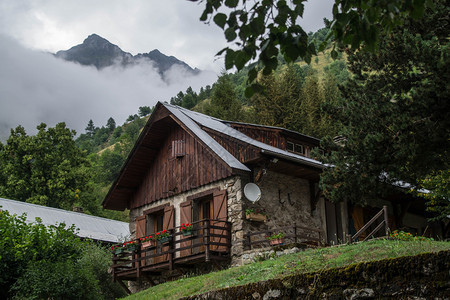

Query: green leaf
left=200, top=11, right=209, bottom=22
left=224, top=49, right=235, bottom=70
left=239, top=24, right=251, bottom=40
left=265, top=42, right=278, bottom=58
left=213, top=13, right=227, bottom=29
left=225, top=0, right=239, bottom=8
left=200, top=3, right=213, bottom=22
left=284, top=44, right=299, bottom=62
left=234, top=51, right=250, bottom=70
left=225, top=27, right=237, bottom=41
left=239, top=12, right=248, bottom=23
left=216, top=47, right=229, bottom=56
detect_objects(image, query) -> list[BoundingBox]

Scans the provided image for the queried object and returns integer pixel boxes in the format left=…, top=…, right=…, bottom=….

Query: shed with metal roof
left=0, top=197, right=129, bottom=243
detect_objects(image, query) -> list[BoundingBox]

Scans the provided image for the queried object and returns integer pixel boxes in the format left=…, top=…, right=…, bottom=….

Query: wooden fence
left=347, top=205, right=390, bottom=243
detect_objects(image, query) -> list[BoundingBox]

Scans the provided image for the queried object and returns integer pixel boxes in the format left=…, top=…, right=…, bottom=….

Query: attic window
left=294, top=144, right=304, bottom=155
left=286, top=142, right=294, bottom=152
left=171, top=140, right=185, bottom=157
left=286, top=141, right=305, bottom=155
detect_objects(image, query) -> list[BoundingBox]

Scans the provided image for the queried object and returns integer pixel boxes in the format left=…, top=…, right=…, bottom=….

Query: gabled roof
left=0, top=197, right=129, bottom=243
left=169, top=103, right=323, bottom=169
left=103, top=102, right=323, bottom=210
left=163, top=103, right=250, bottom=171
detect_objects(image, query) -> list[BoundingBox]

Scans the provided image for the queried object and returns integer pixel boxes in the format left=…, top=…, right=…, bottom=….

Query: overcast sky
left=0, top=0, right=332, bottom=140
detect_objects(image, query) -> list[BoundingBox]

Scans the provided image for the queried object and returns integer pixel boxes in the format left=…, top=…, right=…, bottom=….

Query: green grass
left=124, top=239, right=450, bottom=300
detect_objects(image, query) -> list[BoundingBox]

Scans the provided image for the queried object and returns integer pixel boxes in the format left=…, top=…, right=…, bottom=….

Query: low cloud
left=0, top=35, right=217, bottom=140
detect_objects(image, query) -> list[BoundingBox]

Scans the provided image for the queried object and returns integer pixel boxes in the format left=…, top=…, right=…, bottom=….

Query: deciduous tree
left=0, top=123, right=93, bottom=211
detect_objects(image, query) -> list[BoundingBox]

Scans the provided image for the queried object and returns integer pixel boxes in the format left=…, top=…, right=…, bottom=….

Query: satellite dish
left=244, top=183, right=261, bottom=202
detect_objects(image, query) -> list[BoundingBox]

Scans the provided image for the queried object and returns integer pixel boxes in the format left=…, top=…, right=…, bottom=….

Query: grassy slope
left=124, top=239, right=450, bottom=300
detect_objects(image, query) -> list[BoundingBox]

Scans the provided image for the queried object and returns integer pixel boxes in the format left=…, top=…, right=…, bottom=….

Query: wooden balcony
left=111, top=219, right=231, bottom=283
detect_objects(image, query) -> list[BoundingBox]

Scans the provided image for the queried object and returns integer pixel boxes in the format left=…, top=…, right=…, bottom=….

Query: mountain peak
left=83, top=34, right=111, bottom=46
left=55, top=35, right=198, bottom=75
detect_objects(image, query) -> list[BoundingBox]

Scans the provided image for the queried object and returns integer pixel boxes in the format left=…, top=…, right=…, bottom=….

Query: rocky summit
left=55, top=34, right=198, bottom=75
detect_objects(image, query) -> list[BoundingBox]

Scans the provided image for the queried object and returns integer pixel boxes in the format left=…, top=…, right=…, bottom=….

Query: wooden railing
left=111, top=219, right=231, bottom=281
left=244, top=224, right=323, bottom=250
left=347, top=205, right=390, bottom=243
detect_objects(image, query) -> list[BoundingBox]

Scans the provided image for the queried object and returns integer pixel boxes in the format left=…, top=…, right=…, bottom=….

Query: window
left=286, top=141, right=305, bottom=155
left=171, top=140, right=185, bottom=157
left=286, top=141, right=294, bottom=152
left=294, top=144, right=304, bottom=154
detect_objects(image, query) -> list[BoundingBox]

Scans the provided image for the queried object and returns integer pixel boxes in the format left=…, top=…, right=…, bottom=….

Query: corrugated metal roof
left=0, top=198, right=129, bottom=243
left=167, top=103, right=323, bottom=169
left=164, top=103, right=251, bottom=172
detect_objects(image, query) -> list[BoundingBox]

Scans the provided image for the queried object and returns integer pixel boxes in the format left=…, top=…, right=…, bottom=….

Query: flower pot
left=246, top=212, right=267, bottom=222
left=182, top=230, right=194, bottom=237
left=269, top=238, right=285, bottom=246
left=157, top=236, right=172, bottom=244
left=142, top=241, right=152, bottom=248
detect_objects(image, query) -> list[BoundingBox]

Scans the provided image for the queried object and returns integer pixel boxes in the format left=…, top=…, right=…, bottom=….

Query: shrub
left=0, top=210, right=126, bottom=299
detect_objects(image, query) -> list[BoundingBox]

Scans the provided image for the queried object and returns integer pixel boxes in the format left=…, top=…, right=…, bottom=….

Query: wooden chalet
left=103, top=102, right=441, bottom=291
left=102, top=102, right=335, bottom=288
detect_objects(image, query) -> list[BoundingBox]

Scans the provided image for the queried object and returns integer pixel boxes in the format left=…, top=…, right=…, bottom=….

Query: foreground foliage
left=124, top=239, right=450, bottom=300
left=0, top=210, right=126, bottom=299
left=194, top=0, right=430, bottom=95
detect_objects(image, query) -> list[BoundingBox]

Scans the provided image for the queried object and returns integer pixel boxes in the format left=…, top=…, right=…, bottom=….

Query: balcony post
left=383, top=205, right=390, bottom=237
left=205, top=219, right=210, bottom=262
left=136, top=241, right=141, bottom=278
left=169, top=230, right=174, bottom=271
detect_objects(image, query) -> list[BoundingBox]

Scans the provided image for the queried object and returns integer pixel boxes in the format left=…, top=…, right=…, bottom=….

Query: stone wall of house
left=236, top=169, right=324, bottom=265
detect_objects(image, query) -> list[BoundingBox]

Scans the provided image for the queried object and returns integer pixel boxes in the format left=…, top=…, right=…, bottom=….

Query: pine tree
left=106, top=117, right=116, bottom=132
left=85, top=119, right=96, bottom=136
left=320, top=1, right=449, bottom=218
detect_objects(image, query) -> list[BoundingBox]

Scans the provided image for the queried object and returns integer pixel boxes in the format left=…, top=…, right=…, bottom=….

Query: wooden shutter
left=136, top=216, right=146, bottom=238
left=163, top=205, right=175, bottom=230
left=160, top=205, right=175, bottom=261
left=180, top=200, right=192, bottom=257
left=212, top=190, right=227, bottom=252
left=172, top=140, right=185, bottom=157
left=135, top=216, right=146, bottom=267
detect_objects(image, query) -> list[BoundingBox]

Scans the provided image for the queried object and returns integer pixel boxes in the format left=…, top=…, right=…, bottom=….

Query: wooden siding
left=228, top=123, right=320, bottom=157
left=229, top=126, right=284, bottom=149
left=201, top=127, right=261, bottom=164
left=131, top=121, right=232, bottom=209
